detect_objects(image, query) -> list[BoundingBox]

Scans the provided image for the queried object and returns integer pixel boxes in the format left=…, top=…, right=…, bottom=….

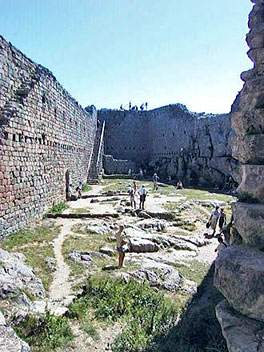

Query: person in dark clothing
left=218, top=208, right=226, bottom=231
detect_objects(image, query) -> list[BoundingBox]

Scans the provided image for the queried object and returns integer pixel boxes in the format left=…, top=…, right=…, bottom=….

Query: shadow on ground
left=144, top=264, right=228, bottom=352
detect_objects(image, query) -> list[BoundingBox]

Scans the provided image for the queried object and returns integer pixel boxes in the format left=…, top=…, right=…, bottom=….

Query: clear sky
left=0, top=0, right=253, bottom=113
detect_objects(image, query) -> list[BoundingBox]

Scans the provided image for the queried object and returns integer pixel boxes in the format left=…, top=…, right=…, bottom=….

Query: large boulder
left=0, top=250, right=45, bottom=299
left=129, top=238, right=159, bottom=253
left=232, top=202, right=264, bottom=248
left=237, top=165, right=264, bottom=202
left=214, top=245, right=264, bottom=321
left=216, top=300, right=264, bottom=352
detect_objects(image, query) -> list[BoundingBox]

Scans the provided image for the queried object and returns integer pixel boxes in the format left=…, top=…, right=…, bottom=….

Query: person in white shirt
left=138, top=185, right=148, bottom=210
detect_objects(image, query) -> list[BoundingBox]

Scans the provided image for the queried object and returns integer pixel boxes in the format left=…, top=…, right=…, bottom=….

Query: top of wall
left=0, top=35, right=93, bottom=118
left=99, top=103, right=226, bottom=119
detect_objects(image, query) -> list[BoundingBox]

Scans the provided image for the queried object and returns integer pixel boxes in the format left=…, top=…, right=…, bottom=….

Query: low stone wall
left=103, top=154, right=136, bottom=175
left=99, top=106, right=238, bottom=186
left=0, top=35, right=97, bottom=236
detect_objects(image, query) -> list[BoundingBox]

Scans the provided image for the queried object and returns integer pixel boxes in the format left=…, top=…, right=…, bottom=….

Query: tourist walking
left=153, top=173, right=159, bottom=190
left=138, top=185, right=148, bottom=210
left=208, top=205, right=220, bottom=236
left=115, top=224, right=129, bottom=268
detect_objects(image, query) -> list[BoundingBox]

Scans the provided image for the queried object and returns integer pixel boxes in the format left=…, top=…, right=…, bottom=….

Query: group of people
left=66, top=182, right=83, bottom=201
left=207, top=205, right=239, bottom=255
left=120, top=101, right=148, bottom=111
left=128, top=181, right=148, bottom=210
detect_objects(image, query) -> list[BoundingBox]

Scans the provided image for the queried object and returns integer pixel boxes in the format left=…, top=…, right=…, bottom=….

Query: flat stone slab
left=47, top=212, right=119, bottom=219
left=216, top=299, right=264, bottom=352
left=214, top=245, right=264, bottom=321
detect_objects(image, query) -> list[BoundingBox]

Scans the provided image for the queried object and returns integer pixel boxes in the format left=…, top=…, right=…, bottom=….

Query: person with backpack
left=138, top=184, right=148, bottom=210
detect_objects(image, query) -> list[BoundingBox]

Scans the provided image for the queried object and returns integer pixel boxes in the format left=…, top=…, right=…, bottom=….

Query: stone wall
left=0, top=35, right=97, bottom=236
left=104, top=154, right=136, bottom=175
left=99, top=105, right=238, bottom=186
left=214, top=1, right=264, bottom=351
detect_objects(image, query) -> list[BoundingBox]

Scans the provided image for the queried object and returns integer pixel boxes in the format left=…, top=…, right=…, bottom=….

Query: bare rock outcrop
left=215, top=245, right=264, bottom=321
left=216, top=300, right=264, bottom=352
left=215, top=2, right=264, bottom=350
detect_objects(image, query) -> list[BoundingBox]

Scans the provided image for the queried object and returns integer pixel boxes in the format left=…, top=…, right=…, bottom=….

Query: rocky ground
left=0, top=179, right=235, bottom=352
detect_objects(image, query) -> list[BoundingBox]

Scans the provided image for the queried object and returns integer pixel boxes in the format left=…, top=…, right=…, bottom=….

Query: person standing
left=129, top=185, right=136, bottom=209
left=209, top=205, right=220, bottom=236
left=218, top=208, right=226, bottom=231
left=153, top=173, right=159, bottom=190
left=138, top=184, right=148, bottom=210
left=115, top=224, right=129, bottom=268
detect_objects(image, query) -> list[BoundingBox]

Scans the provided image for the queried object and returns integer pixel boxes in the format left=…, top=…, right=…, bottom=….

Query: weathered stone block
left=237, top=164, right=264, bottom=202
left=232, top=110, right=264, bottom=136
left=232, top=202, right=264, bottom=248
left=216, top=299, right=264, bottom=352
left=231, top=134, right=264, bottom=163
left=214, top=245, right=264, bottom=322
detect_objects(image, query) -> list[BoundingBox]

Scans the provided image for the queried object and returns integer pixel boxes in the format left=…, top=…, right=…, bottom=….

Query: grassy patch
left=14, top=313, right=73, bottom=352
left=62, top=233, right=117, bottom=283
left=81, top=321, right=100, bottom=341
left=82, top=183, right=92, bottom=192
left=68, top=277, right=180, bottom=352
left=71, top=207, right=90, bottom=214
left=174, top=260, right=209, bottom=285
left=50, top=201, right=69, bottom=214
left=0, top=225, right=60, bottom=291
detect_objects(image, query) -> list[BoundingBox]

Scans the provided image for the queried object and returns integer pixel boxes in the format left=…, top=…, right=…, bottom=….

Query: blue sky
left=0, top=0, right=253, bottom=113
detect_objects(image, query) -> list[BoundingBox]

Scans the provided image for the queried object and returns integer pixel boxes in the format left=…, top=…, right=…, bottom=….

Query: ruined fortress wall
left=99, top=105, right=237, bottom=185
left=0, top=36, right=97, bottom=236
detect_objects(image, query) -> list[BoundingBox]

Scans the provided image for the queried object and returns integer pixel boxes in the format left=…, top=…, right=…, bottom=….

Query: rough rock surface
left=129, top=238, right=159, bottom=253
left=0, top=249, right=45, bottom=299
left=232, top=202, right=264, bottom=248
left=215, top=2, right=264, bottom=349
left=214, top=245, right=264, bottom=322
left=216, top=300, right=264, bottom=352
left=0, top=307, right=30, bottom=352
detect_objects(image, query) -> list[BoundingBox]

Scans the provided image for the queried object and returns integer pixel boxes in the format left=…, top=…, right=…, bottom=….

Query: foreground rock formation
left=215, top=1, right=264, bottom=350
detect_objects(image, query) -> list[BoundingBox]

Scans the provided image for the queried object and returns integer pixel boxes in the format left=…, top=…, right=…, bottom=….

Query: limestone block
left=216, top=299, right=264, bottom=352
left=237, top=164, right=264, bottom=202
left=214, top=245, right=264, bottom=321
left=129, top=238, right=159, bottom=253
left=232, top=202, right=264, bottom=248
left=231, top=134, right=264, bottom=163
left=232, top=110, right=264, bottom=136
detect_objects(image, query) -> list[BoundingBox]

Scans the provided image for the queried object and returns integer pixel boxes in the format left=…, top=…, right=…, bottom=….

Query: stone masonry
left=214, top=1, right=264, bottom=351
left=0, top=35, right=97, bottom=236
left=99, top=106, right=238, bottom=186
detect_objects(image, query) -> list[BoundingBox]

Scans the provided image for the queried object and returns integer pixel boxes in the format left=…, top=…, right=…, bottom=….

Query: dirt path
left=49, top=219, right=74, bottom=301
